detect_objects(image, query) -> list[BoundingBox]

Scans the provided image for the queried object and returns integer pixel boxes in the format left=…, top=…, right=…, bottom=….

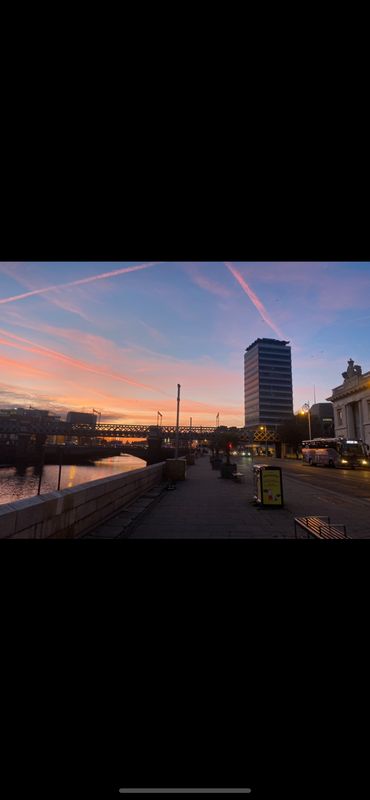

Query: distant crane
left=93, top=408, right=102, bottom=424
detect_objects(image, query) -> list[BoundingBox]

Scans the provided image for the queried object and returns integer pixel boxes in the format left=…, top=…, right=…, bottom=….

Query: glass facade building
left=244, top=338, right=293, bottom=428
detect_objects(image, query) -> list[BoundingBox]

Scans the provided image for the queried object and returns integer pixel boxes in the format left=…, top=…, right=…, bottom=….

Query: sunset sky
left=0, top=261, right=369, bottom=427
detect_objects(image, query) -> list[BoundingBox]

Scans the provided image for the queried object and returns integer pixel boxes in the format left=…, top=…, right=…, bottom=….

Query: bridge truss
left=0, top=420, right=218, bottom=438
left=0, top=419, right=280, bottom=442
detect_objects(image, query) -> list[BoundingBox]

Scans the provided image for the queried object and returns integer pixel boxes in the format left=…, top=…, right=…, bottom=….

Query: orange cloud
left=7, top=321, right=133, bottom=362
left=0, top=327, right=170, bottom=395
left=0, top=374, right=244, bottom=426
left=0, top=355, right=50, bottom=378
left=0, top=320, right=244, bottom=414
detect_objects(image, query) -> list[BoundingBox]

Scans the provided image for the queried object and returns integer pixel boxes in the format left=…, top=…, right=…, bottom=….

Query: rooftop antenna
left=314, top=385, right=316, bottom=404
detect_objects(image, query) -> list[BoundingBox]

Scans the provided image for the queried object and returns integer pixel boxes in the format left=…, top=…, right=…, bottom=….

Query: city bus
left=301, top=437, right=369, bottom=468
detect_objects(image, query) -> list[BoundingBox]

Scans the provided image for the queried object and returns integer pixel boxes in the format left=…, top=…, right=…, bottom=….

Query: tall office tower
left=244, top=338, right=293, bottom=429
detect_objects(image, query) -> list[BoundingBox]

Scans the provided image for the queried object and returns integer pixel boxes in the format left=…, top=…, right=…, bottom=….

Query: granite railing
left=0, top=462, right=165, bottom=539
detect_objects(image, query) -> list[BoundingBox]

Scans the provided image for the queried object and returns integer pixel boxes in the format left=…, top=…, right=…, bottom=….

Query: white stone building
left=326, top=359, right=370, bottom=449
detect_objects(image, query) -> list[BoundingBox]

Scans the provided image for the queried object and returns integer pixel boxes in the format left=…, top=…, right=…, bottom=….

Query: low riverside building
left=66, top=411, right=97, bottom=426
left=326, top=359, right=370, bottom=449
left=0, top=408, right=61, bottom=446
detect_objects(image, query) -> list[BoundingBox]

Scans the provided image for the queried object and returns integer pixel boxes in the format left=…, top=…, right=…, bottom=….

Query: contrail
left=225, top=262, right=285, bottom=339
left=0, top=262, right=162, bottom=305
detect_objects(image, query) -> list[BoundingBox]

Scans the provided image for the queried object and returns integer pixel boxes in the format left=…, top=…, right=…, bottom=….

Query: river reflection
left=0, top=455, right=146, bottom=506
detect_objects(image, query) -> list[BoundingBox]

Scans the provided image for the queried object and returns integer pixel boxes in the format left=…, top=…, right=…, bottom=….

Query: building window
left=337, top=408, right=343, bottom=425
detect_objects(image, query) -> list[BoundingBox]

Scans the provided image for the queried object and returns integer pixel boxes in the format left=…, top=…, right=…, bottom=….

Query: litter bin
left=165, top=458, right=187, bottom=481
left=220, top=462, right=237, bottom=479
left=253, top=464, right=284, bottom=508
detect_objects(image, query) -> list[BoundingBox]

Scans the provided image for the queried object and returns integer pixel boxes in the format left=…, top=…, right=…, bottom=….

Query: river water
left=0, top=454, right=146, bottom=507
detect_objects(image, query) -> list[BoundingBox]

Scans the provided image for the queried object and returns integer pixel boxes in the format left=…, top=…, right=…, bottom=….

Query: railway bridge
left=0, top=420, right=218, bottom=466
left=0, top=419, right=280, bottom=465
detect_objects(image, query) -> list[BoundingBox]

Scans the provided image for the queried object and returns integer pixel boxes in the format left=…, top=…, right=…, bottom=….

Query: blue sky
left=0, top=261, right=369, bottom=425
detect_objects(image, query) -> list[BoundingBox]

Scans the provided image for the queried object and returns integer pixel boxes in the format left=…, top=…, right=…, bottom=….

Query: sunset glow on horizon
left=1, top=261, right=370, bottom=427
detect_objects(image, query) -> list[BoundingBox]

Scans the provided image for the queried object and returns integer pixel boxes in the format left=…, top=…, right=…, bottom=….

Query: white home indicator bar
left=119, top=791, right=251, bottom=795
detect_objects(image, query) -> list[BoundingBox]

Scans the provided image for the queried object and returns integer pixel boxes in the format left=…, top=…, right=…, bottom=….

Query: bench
left=294, top=515, right=350, bottom=539
left=232, top=472, right=245, bottom=483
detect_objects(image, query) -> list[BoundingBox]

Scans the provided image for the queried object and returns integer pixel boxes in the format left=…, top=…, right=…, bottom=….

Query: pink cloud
left=136, top=319, right=167, bottom=344
left=40, top=290, right=92, bottom=320
left=0, top=373, right=244, bottom=426
left=0, top=319, right=244, bottom=420
left=0, top=314, right=132, bottom=362
left=0, top=327, right=170, bottom=395
left=185, top=264, right=232, bottom=299
left=136, top=320, right=167, bottom=344
left=8, top=321, right=133, bottom=362
left=0, top=325, right=245, bottom=425
left=0, top=265, right=97, bottom=321
left=0, top=354, right=50, bottom=379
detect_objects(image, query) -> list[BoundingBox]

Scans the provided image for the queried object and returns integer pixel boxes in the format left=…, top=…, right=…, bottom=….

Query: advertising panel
left=261, top=468, right=283, bottom=507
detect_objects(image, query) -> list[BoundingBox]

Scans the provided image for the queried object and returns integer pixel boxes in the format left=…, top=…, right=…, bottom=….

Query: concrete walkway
left=86, top=455, right=369, bottom=539
left=125, top=457, right=296, bottom=539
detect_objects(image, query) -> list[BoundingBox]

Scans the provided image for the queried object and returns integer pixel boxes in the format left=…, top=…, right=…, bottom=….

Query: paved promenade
left=129, top=456, right=295, bottom=538
left=86, top=455, right=370, bottom=539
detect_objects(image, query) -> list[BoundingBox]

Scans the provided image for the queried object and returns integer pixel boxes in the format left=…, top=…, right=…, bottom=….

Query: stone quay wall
left=0, top=463, right=165, bottom=539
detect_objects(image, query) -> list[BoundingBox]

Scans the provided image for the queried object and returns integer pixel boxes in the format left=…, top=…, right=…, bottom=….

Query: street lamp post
left=301, top=403, right=312, bottom=440
left=175, top=384, right=181, bottom=459
left=260, top=425, right=268, bottom=456
left=37, top=445, right=46, bottom=495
